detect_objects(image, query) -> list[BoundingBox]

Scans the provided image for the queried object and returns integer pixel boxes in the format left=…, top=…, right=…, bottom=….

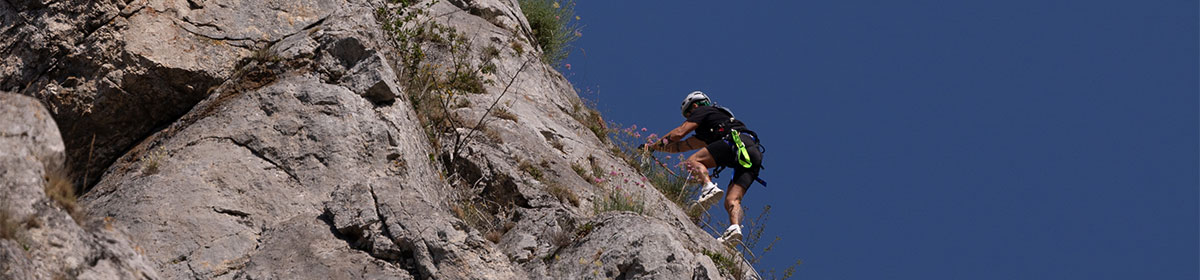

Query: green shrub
left=702, top=249, right=746, bottom=279
left=571, top=162, right=593, bottom=182
left=518, top=0, right=581, bottom=66
left=605, top=123, right=701, bottom=217
left=518, top=160, right=544, bottom=181
left=593, top=187, right=644, bottom=215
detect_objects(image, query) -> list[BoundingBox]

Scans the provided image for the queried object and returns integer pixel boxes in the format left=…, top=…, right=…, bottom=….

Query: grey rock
left=0, top=0, right=339, bottom=186
left=0, top=93, right=65, bottom=172
left=4, top=0, right=764, bottom=279
left=325, top=183, right=380, bottom=239
left=237, top=216, right=415, bottom=280
left=548, top=213, right=721, bottom=280
left=0, top=92, right=158, bottom=280
left=339, top=53, right=401, bottom=104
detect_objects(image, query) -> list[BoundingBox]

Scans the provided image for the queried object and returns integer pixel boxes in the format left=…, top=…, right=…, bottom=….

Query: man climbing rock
left=643, top=91, right=765, bottom=246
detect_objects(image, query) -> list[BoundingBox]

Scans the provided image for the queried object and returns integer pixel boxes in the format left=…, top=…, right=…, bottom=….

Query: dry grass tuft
left=0, top=209, right=18, bottom=240
left=141, top=147, right=167, bottom=175
left=548, top=136, right=565, bottom=152
left=485, top=231, right=503, bottom=243
left=549, top=227, right=574, bottom=248
left=510, top=40, right=524, bottom=55
left=493, top=107, right=519, bottom=122
left=482, top=125, right=504, bottom=144
left=452, top=203, right=489, bottom=232
left=43, top=167, right=83, bottom=225
left=546, top=181, right=579, bottom=207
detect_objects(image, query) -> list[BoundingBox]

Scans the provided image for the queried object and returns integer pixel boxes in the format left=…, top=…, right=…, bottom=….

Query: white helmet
left=680, top=91, right=711, bottom=117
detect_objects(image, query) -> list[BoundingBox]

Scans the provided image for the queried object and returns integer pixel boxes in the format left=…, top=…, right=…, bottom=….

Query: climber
left=641, top=91, right=764, bottom=246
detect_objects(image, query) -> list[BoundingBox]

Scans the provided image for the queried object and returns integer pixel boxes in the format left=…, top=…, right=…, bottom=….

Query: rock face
left=3, top=0, right=757, bottom=279
left=0, top=93, right=158, bottom=279
left=1, top=0, right=341, bottom=186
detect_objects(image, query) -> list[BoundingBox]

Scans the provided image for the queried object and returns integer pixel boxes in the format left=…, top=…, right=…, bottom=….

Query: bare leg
left=725, top=183, right=747, bottom=225
left=686, top=148, right=717, bottom=183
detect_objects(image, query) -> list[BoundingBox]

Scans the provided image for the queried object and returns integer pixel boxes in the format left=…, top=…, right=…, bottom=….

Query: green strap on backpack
left=731, top=130, right=752, bottom=168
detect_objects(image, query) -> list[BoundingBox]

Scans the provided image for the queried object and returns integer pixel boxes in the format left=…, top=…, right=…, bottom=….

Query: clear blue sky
left=563, top=1, right=1198, bottom=279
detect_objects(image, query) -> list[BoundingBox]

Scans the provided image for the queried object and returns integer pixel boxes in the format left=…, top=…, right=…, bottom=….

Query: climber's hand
left=637, top=143, right=651, bottom=154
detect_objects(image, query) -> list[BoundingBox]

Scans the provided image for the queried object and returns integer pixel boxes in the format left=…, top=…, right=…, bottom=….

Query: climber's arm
left=657, top=137, right=706, bottom=153
left=641, top=121, right=701, bottom=153
left=638, top=121, right=700, bottom=153
left=665, top=121, right=699, bottom=142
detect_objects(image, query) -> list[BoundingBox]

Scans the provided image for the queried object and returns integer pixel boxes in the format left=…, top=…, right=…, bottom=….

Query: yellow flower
left=552, top=2, right=560, bottom=9
left=575, top=16, right=581, bottom=20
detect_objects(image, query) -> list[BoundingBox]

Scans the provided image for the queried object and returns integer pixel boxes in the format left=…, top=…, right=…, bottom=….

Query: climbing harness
left=712, top=130, right=768, bottom=187
left=731, top=130, right=752, bottom=168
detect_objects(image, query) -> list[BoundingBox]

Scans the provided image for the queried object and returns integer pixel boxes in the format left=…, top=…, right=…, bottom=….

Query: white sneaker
left=695, top=182, right=723, bottom=208
left=716, top=224, right=743, bottom=246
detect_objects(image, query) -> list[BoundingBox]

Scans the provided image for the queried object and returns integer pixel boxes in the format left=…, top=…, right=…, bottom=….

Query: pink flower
left=665, top=155, right=672, bottom=159
left=647, top=133, right=658, bottom=140
left=640, top=128, right=647, bottom=132
left=565, top=64, right=572, bottom=70
left=634, top=132, right=641, bottom=138
left=631, top=124, right=638, bottom=130
left=609, top=171, right=618, bottom=176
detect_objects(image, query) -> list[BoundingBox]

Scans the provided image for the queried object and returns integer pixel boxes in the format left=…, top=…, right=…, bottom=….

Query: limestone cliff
left=1, top=0, right=757, bottom=279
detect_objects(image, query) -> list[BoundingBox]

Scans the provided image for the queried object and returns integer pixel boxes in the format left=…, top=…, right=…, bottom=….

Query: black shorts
left=706, top=136, right=763, bottom=190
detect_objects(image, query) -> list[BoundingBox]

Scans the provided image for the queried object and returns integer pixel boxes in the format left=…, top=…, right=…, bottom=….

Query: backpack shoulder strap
left=713, top=105, right=736, bottom=120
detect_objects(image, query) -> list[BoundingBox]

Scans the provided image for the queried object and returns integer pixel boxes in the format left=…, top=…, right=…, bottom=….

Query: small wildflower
left=641, top=127, right=647, bottom=132
left=609, top=171, right=618, bottom=176
left=576, top=16, right=581, bottom=20
left=631, top=124, right=638, bottom=130
left=553, top=2, right=560, bottom=9
left=565, top=63, right=572, bottom=70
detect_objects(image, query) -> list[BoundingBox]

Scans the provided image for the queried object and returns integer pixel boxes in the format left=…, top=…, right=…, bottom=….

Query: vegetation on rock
left=518, top=0, right=582, bottom=66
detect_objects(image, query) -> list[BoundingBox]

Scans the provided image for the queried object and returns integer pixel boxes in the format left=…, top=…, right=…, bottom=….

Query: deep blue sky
left=563, top=1, right=1198, bottom=279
